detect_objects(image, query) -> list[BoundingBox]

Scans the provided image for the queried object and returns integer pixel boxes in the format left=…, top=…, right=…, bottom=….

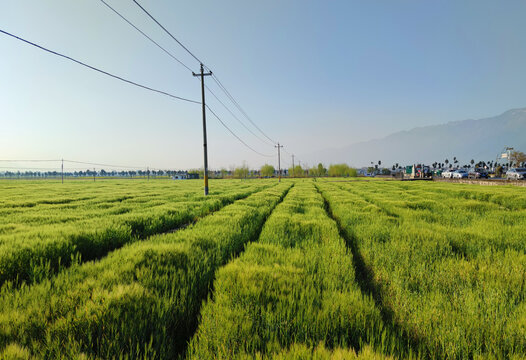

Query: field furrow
left=187, top=182, right=393, bottom=359
left=318, top=180, right=526, bottom=359
left=0, top=182, right=291, bottom=359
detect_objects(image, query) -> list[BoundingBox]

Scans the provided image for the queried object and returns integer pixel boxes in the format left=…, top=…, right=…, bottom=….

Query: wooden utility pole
left=291, top=154, right=295, bottom=178
left=193, top=64, right=213, bottom=195
left=275, top=143, right=283, bottom=182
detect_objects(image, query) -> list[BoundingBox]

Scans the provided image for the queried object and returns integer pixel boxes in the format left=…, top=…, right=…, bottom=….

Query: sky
left=1, top=0, right=526, bottom=171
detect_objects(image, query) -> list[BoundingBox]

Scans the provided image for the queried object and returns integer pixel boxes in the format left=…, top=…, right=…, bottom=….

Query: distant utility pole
left=275, top=142, right=283, bottom=182
left=61, top=158, right=64, bottom=184
left=291, top=154, right=295, bottom=178
left=93, top=168, right=96, bottom=182
left=193, top=63, right=212, bottom=195
left=147, top=167, right=149, bottom=181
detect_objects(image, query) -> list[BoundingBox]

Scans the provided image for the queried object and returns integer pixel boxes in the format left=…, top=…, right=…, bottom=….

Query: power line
left=0, top=29, right=200, bottom=104
left=205, top=105, right=273, bottom=158
left=0, top=159, right=149, bottom=170
left=0, top=159, right=60, bottom=162
left=99, top=0, right=194, bottom=73
left=208, top=73, right=277, bottom=145
left=101, top=2, right=274, bottom=150
left=132, top=0, right=203, bottom=65
left=127, top=1, right=277, bottom=147
left=63, top=160, right=147, bottom=169
left=204, top=84, right=273, bottom=147
left=102, top=2, right=275, bottom=172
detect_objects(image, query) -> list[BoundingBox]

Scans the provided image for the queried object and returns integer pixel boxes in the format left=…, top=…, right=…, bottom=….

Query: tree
left=510, top=151, right=526, bottom=167
left=317, top=163, right=327, bottom=176
left=260, top=164, right=275, bottom=177
left=328, top=164, right=356, bottom=177
left=234, top=162, right=249, bottom=179
left=289, top=165, right=304, bottom=177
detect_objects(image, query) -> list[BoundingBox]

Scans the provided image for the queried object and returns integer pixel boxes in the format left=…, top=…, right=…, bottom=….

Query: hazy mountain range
left=307, top=108, right=526, bottom=167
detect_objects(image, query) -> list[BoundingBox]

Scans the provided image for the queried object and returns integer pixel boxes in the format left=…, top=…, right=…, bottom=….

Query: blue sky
left=1, top=0, right=526, bottom=170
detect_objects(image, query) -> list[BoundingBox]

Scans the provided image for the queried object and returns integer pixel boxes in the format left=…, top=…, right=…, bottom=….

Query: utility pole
left=291, top=154, right=295, bottom=178
left=61, top=158, right=64, bottom=184
left=275, top=142, right=283, bottom=182
left=147, top=167, right=150, bottom=181
left=193, top=63, right=213, bottom=195
left=93, top=168, right=96, bottom=182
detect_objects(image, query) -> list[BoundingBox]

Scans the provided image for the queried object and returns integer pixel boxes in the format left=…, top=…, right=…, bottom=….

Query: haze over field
left=1, top=1, right=526, bottom=169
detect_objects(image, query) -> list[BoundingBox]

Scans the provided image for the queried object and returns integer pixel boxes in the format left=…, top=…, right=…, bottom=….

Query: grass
left=0, top=178, right=525, bottom=359
left=0, top=181, right=291, bottom=359
left=317, top=179, right=526, bottom=359
left=0, top=179, right=270, bottom=286
left=188, top=182, right=390, bottom=359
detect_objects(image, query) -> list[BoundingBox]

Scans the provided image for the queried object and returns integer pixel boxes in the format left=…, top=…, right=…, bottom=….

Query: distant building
left=172, top=173, right=187, bottom=180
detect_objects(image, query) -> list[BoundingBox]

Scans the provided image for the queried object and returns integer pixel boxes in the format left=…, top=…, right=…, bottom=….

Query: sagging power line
left=208, top=73, right=277, bottom=146
left=205, top=84, right=272, bottom=147
left=99, top=0, right=193, bottom=72
left=4, top=3, right=301, bottom=188
left=124, top=1, right=281, bottom=194
left=0, top=29, right=200, bottom=104
left=132, top=0, right=203, bottom=65
left=130, top=0, right=276, bottom=148
left=99, top=0, right=276, bottom=162
left=122, top=1, right=278, bottom=146
left=206, top=105, right=274, bottom=158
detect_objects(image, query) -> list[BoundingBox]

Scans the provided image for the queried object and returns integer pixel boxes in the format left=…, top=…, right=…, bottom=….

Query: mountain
left=307, top=108, right=526, bottom=167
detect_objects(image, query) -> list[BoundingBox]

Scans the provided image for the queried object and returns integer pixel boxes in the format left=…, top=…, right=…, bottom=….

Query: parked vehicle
left=452, top=169, right=468, bottom=179
left=403, top=164, right=432, bottom=179
left=468, top=168, right=489, bottom=179
left=442, top=169, right=455, bottom=178
left=506, top=168, right=526, bottom=180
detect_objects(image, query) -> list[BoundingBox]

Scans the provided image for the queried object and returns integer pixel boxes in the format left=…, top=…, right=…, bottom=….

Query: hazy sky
left=2, top=0, right=526, bottom=170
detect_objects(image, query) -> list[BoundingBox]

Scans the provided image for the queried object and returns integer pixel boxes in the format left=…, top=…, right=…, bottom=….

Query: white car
left=452, top=169, right=468, bottom=179
left=506, top=168, right=526, bottom=180
left=442, top=169, right=455, bottom=178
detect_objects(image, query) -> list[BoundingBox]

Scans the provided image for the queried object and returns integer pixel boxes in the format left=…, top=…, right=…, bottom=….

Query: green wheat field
left=0, top=178, right=525, bottom=359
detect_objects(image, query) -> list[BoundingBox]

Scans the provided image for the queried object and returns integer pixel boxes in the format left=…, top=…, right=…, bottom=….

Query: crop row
left=0, top=180, right=269, bottom=286
left=318, top=180, right=526, bottom=359
left=0, top=182, right=291, bottom=359
left=337, top=180, right=526, bottom=256
left=188, top=182, right=394, bottom=359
